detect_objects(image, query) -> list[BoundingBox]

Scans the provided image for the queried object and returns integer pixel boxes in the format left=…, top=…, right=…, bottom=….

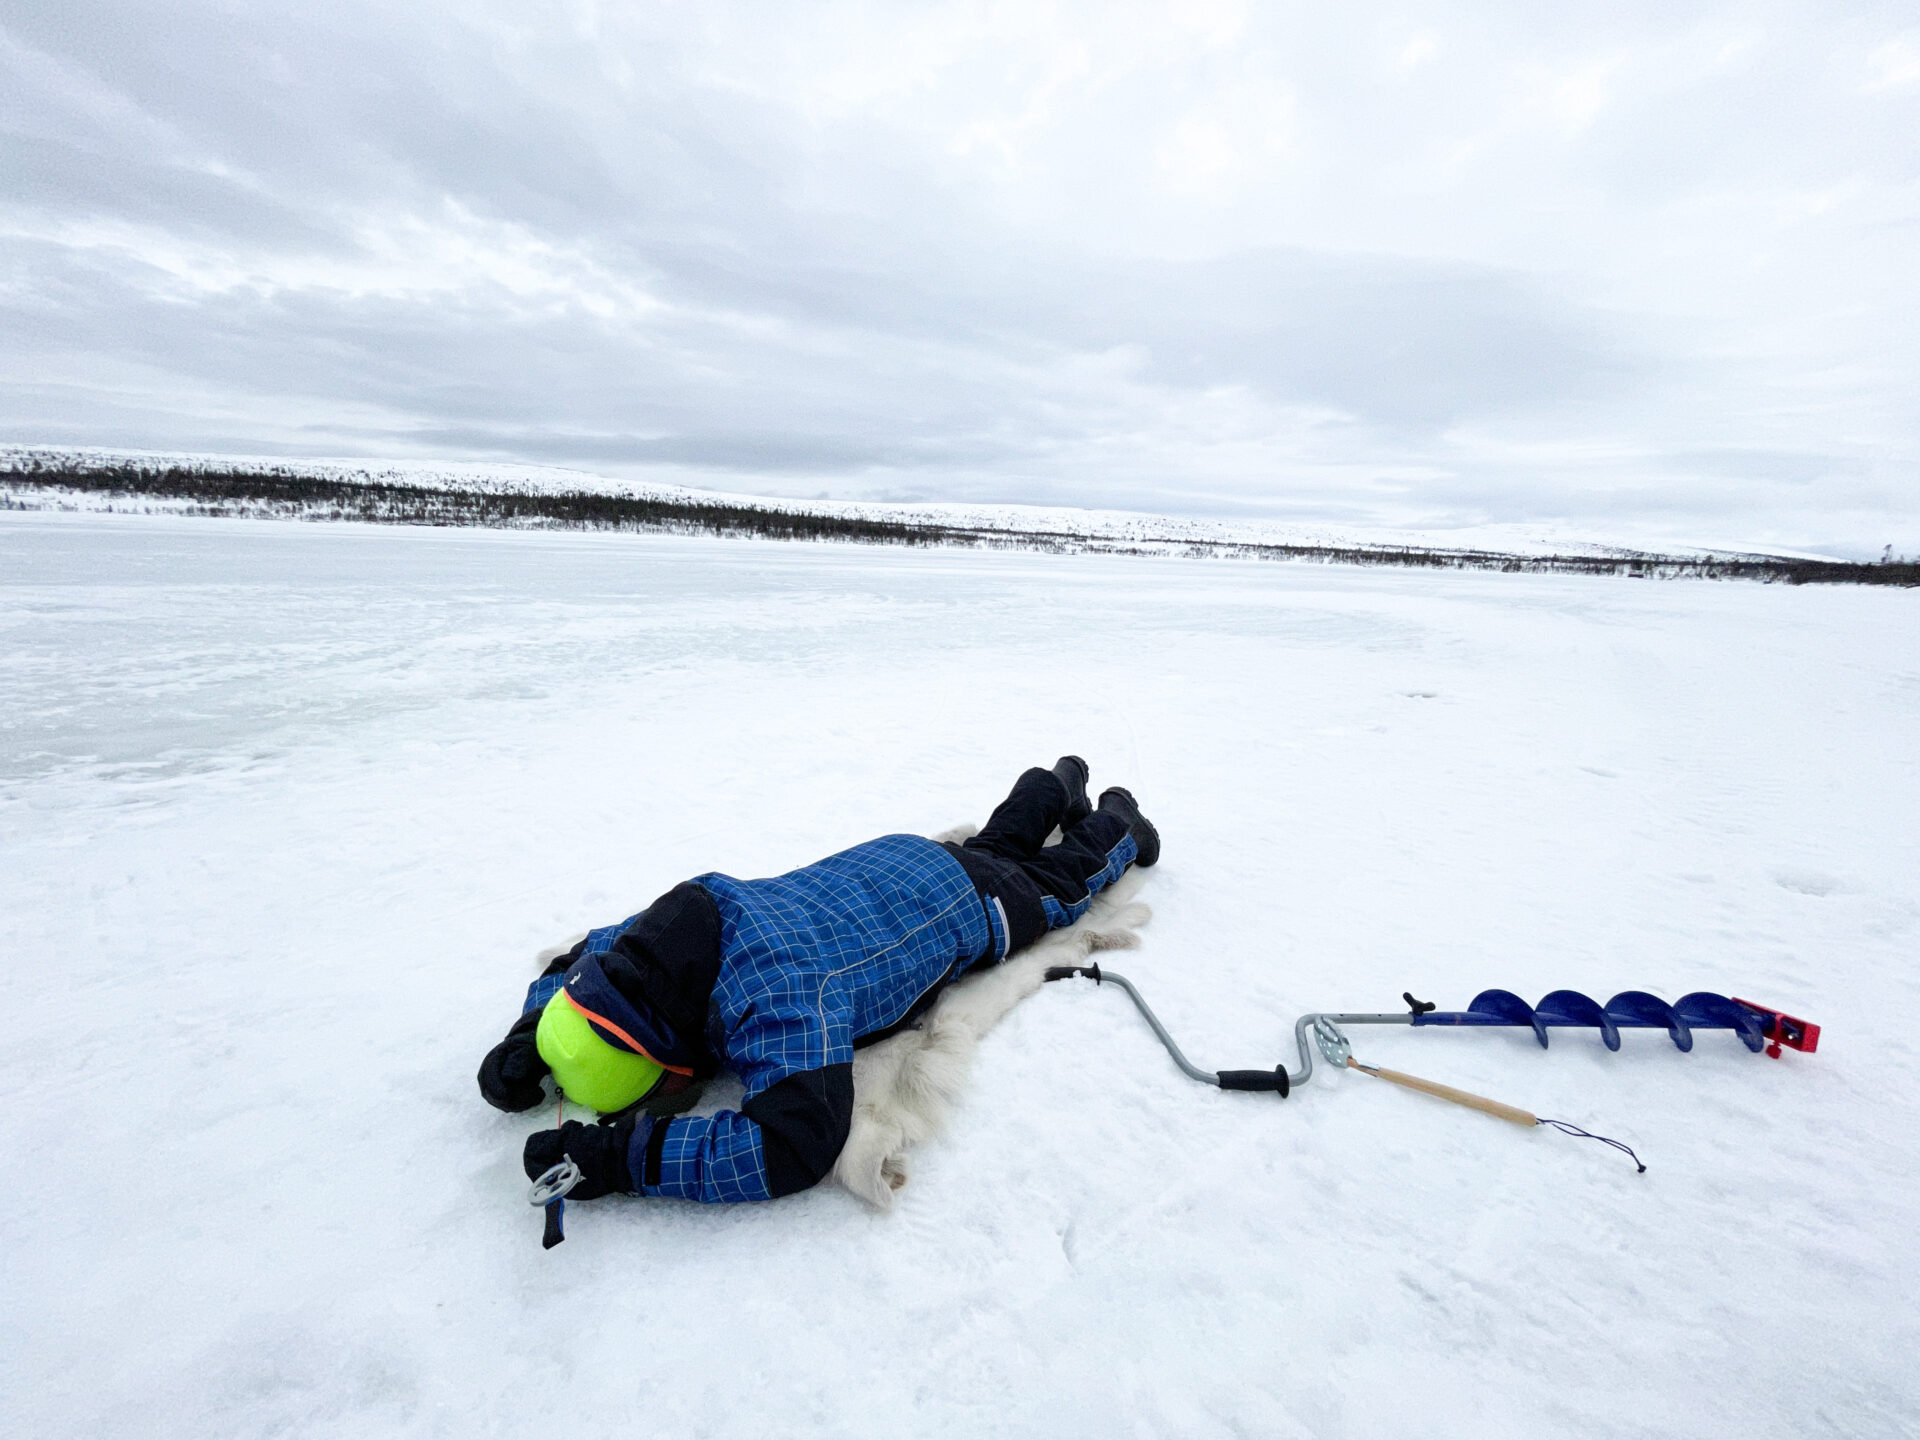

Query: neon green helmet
left=536, top=993, right=665, bottom=1113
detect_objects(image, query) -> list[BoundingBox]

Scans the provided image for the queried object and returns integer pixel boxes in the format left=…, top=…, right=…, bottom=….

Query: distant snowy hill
left=0, top=442, right=1835, bottom=565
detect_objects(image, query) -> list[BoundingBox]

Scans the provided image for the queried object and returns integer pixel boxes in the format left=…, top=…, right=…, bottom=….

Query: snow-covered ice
left=3, top=510, right=1916, bottom=1438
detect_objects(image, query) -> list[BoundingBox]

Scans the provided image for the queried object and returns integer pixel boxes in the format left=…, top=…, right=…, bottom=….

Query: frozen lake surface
left=3, top=512, right=1916, bottom=1438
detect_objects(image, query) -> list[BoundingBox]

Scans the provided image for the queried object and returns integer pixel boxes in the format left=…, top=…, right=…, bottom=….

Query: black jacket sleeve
left=632, top=1063, right=854, bottom=1202
left=740, top=1063, right=855, bottom=1197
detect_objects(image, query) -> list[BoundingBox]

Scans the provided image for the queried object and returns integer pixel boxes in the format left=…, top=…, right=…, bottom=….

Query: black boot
left=1051, top=755, right=1091, bottom=829
left=1097, top=786, right=1160, bottom=867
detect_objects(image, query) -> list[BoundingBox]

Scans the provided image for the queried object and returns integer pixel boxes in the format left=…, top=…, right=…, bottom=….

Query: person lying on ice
left=478, top=757, right=1159, bottom=1204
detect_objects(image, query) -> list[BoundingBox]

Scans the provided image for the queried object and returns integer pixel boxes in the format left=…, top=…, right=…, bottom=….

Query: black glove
left=522, top=1119, right=638, bottom=1200
left=477, top=1009, right=549, bottom=1113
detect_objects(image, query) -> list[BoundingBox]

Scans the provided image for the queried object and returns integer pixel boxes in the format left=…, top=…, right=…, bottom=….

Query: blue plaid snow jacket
left=524, top=834, right=1003, bottom=1203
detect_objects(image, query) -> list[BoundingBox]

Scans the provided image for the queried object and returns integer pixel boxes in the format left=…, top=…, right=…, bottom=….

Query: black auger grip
left=1216, top=1068, right=1290, bottom=1097
left=1044, top=964, right=1102, bottom=983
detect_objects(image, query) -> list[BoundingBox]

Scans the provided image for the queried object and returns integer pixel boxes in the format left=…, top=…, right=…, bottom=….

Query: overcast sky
left=3, top=2, right=1917, bottom=551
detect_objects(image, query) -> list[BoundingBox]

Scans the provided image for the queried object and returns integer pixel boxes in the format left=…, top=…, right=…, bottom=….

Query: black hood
left=590, top=880, right=725, bottom=1077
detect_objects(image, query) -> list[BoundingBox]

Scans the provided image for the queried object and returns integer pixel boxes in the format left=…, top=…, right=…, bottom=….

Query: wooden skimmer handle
left=1347, top=1057, right=1538, bottom=1128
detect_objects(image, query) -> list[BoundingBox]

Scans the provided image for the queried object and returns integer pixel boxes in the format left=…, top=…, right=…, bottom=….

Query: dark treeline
left=4, top=460, right=962, bottom=547
left=6, top=458, right=1917, bottom=587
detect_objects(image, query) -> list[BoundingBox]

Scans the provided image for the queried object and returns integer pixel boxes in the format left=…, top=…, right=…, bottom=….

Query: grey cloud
left=2, top=0, right=1915, bottom=548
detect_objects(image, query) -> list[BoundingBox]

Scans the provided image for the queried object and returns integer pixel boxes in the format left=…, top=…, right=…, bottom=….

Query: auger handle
left=1217, top=1068, right=1290, bottom=1095
left=1346, top=1057, right=1537, bottom=1128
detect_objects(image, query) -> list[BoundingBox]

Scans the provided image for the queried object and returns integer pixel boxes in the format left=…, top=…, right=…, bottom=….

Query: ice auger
left=1042, top=965, right=1820, bottom=1171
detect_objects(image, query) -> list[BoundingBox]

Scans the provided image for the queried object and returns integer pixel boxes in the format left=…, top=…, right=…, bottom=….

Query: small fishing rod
left=526, top=1093, right=583, bottom=1248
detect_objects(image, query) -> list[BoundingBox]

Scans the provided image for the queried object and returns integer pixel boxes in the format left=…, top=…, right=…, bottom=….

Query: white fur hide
left=831, top=823, right=1152, bottom=1210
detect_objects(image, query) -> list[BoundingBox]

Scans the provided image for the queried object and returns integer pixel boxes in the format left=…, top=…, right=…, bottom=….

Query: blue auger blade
left=1605, top=992, right=1692, bottom=1050
left=1674, top=993, right=1768, bottom=1053
left=1535, top=989, right=1621, bottom=1051
left=1411, top=1001, right=1506, bottom=1027
left=1397, top=988, right=1800, bottom=1058
left=1468, top=990, right=1550, bottom=1048
left=1411, top=990, right=1549, bottom=1045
